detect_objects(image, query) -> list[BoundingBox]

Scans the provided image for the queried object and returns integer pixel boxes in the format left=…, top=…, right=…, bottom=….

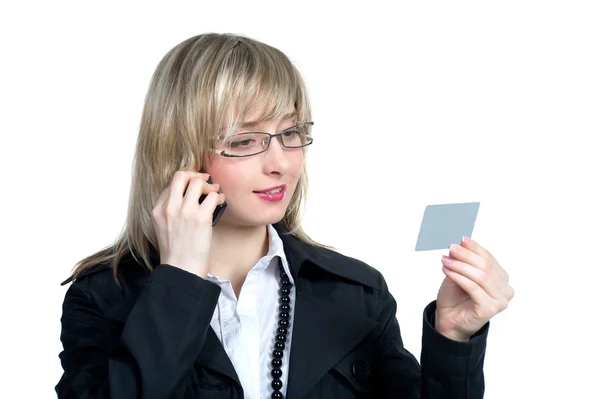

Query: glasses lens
left=217, top=133, right=269, bottom=156
left=282, top=124, right=313, bottom=148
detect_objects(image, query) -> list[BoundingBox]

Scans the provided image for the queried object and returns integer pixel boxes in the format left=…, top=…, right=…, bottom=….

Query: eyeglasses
left=213, top=122, right=314, bottom=158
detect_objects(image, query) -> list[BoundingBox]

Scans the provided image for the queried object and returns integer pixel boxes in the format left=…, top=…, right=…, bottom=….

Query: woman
left=56, top=33, right=514, bottom=399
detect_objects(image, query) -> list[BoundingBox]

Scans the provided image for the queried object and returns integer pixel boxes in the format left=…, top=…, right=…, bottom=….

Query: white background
left=1, top=1, right=598, bottom=397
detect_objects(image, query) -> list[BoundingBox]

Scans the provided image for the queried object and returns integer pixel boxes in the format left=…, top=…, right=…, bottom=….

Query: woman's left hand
left=436, top=236, right=514, bottom=342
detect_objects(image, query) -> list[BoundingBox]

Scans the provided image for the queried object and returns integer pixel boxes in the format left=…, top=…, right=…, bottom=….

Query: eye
left=230, top=138, right=255, bottom=148
left=282, top=129, right=299, bottom=138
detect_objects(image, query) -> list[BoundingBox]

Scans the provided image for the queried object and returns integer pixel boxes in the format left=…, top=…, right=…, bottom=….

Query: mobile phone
left=199, top=171, right=227, bottom=226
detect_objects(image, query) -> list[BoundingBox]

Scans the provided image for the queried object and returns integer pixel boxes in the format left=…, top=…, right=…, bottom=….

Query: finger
left=168, top=171, right=210, bottom=205
left=154, top=183, right=171, bottom=209
left=442, top=255, right=505, bottom=302
left=460, top=237, right=505, bottom=273
left=442, top=266, right=510, bottom=318
left=198, top=191, right=226, bottom=215
left=182, top=177, right=220, bottom=211
left=441, top=266, right=491, bottom=307
left=505, top=284, right=515, bottom=301
left=449, top=243, right=510, bottom=287
left=449, top=244, right=489, bottom=272
left=460, top=237, right=510, bottom=283
left=460, top=236, right=493, bottom=259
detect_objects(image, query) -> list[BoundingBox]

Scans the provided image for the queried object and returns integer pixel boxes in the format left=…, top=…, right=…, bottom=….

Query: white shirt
left=206, top=224, right=295, bottom=399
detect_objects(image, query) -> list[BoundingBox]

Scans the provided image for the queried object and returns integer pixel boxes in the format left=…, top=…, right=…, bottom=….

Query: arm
left=374, top=277, right=489, bottom=398
left=420, top=300, right=488, bottom=398
left=55, top=264, right=221, bottom=399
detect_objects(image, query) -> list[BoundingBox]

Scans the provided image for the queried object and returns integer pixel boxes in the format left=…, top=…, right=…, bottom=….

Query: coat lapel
left=196, top=327, right=242, bottom=388
left=274, top=223, right=380, bottom=399
left=286, top=290, right=378, bottom=398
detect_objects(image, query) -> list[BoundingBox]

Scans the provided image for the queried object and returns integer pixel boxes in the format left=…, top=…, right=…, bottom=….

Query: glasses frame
left=213, top=122, right=314, bottom=158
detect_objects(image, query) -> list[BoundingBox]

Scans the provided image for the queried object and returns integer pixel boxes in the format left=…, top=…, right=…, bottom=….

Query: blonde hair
left=70, top=33, right=331, bottom=285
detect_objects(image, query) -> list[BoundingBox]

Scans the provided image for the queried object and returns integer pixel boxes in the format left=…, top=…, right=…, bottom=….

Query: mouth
left=253, top=185, right=287, bottom=202
left=253, top=185, right=286, bottom=194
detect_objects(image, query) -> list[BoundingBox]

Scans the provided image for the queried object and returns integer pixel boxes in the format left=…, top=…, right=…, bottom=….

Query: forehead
left=240, top=107, right=298, bottom=129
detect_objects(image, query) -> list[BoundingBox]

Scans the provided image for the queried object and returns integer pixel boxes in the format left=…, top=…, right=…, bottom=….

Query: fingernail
left=462, top=236, right=470, bottom=244
left=214, top=183, right=220, bottom=190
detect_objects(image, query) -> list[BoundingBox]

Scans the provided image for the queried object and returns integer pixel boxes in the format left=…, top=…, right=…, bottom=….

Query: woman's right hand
left=151, top=170, right=226, bottom=278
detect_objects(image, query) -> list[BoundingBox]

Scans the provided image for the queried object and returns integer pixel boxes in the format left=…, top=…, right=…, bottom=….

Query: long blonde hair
left=69, top=33, right=331, bottom=285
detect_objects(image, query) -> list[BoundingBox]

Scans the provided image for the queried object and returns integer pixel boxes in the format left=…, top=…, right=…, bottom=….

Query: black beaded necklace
left=270, top=264, right=292, bottom=399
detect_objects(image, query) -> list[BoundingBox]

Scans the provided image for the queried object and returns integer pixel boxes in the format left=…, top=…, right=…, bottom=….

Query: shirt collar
left=260, top=224, right=294, bottom=284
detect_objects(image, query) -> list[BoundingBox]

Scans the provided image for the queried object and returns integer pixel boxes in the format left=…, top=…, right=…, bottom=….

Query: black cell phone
left=199, top=171, right=227, bottom=226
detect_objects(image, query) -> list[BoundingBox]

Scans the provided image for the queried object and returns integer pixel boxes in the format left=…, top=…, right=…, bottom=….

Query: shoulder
left=274, top=223, right=388, bottom=292
left=61, top=252, right=152, bottom=309
left=287, top=239, right=397, bottom=326
left=307, top=245, right=385, bottom=291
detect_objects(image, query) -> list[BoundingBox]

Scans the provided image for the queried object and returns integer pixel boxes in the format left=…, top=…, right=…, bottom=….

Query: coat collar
left=272, top=222, right=381, bottom=290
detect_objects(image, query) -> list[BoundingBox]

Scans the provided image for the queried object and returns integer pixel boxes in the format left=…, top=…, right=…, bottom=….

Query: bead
left=271, top=265, right=291, bottom=398
left=272, top=379, right=283, bottom=390
left=271, top=368, right=282, bottom=378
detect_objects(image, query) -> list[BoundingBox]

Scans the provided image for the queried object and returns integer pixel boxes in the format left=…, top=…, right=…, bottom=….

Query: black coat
left=56, top=223, right=489, bottom=398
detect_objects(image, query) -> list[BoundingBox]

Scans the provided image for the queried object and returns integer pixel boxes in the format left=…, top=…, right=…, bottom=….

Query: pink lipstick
left=253, top=185, right=286, bottom=202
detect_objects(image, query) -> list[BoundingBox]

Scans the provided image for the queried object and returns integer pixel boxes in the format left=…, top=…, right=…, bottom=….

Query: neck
left=207, top=222, right=270, bottom=295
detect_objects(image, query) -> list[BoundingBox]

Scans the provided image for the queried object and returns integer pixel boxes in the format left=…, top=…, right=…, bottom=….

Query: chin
left=224, top=207, right=287, bottom=228
left=253, top=208, right=287, bottom=226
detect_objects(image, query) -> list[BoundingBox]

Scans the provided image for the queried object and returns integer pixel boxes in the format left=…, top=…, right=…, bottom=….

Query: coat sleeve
left=373, top=275, right=489, bottom=399
left=55, top=264, right=221, bottom=399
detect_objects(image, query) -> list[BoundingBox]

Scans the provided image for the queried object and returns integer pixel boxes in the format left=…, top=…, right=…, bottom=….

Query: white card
left=415, top=202, right=480, bottom=251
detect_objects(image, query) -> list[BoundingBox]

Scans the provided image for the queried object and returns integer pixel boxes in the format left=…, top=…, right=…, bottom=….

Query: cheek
left=205, top=157, right=252, bottom=194
left=205, top=152, right=305, bottom=196
left=289, top=153, right=305, bottom=178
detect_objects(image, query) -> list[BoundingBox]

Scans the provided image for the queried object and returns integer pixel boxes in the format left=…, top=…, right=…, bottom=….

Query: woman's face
left=204, top=106, right=305, bottom=228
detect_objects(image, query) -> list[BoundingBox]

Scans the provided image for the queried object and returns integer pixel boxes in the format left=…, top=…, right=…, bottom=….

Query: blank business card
left=415, top=202, right=480, bottom=251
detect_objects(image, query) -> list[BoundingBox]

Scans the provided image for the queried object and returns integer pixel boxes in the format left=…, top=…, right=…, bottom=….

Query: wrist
left=435, top=328, right=469, bottom=342
left=434, top=310, right=469, bottom=342
left=162, top=258, right=208, bottom=278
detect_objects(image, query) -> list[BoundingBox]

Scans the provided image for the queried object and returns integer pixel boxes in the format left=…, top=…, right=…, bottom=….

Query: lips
left=253, top=185, right=286, bottom=194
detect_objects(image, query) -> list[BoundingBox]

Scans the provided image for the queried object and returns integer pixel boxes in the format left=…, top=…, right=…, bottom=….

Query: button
left=352, top=359, right=371, bottom=381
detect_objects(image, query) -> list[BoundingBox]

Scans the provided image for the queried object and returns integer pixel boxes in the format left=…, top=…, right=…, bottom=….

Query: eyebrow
left=240, top=111, right=298, bottom=129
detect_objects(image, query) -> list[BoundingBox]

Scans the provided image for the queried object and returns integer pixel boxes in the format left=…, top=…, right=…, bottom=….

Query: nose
left=262, top=134, right=290, bottom=172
